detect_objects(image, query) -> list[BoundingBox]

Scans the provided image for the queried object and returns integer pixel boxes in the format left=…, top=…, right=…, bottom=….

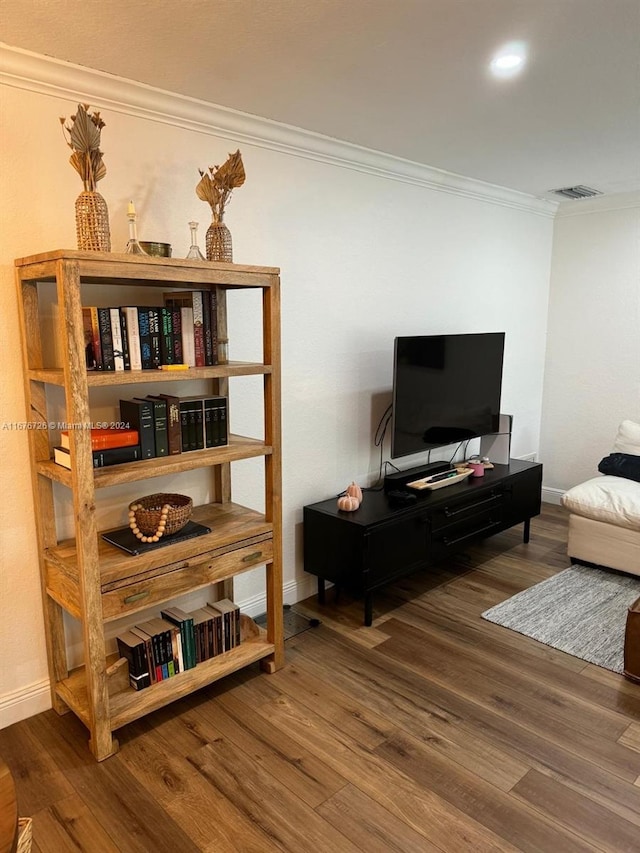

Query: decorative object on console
left=185, top=221, right=206, bottom=260
left=337, top=494, right=360, bottom=512
left=196, top=149, right=245, bottom=262
left=125, top=201, right=147, bottom=254
left=346, top=482, right=363, bottom=502
left=60, top=103, right=111, bottom=251
left=128, top=492, right=193, bottom=542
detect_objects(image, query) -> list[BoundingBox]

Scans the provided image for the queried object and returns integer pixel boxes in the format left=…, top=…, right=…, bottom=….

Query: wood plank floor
left=2, top=503, right=639, bottom=852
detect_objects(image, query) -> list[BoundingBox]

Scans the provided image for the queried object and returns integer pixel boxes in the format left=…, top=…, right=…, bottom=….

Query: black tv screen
left=391, top=332, right=505, bottom=459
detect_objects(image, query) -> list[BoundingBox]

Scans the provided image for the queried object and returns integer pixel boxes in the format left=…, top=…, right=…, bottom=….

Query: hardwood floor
left=2, top=503, right=639, bottom=852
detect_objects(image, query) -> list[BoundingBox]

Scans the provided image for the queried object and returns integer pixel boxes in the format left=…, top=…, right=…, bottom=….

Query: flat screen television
left=391, top=332, right=505, bottom=459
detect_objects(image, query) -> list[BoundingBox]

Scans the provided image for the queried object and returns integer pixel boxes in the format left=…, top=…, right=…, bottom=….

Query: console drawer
left=429, top=508, right=503, bottom=562
left=430, top=488, right=504, bottom=531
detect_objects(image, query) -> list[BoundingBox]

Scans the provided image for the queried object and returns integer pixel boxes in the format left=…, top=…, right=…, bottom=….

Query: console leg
left=523, top=518, right=531, bottom=544
left=317, top=577, right=325, bottom=604
left=364, top=593, right=373, bottom=627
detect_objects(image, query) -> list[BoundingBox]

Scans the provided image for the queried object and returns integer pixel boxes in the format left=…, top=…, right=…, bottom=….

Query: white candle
left=127, top=200, right=136, bottom=216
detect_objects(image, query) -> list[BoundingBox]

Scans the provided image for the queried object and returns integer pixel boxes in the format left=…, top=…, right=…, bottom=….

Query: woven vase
left=206, top=217, right=232, bottom=262
left=75, top=190, right=111, bottom=252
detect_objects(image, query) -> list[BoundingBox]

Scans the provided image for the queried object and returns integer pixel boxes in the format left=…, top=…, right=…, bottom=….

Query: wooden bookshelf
left=16, top=250, right=284, bottom=761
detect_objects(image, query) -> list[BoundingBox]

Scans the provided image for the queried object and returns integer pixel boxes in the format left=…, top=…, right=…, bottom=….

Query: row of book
left=116, top=600, right=242, bottom=691
left=53, top=394, right=228, bottom=469
left=82, top=290, right=219, bottom=371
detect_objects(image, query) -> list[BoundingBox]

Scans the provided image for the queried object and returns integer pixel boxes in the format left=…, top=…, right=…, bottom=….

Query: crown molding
left=1, top=44, right=557, bottom=217
left=554, top=191, right=640, bottom=218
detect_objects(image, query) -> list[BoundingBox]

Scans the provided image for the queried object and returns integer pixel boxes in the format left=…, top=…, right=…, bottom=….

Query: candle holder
left=125, top=203, right=147, bottom=255
left=185, top=221, right=206, bottom=260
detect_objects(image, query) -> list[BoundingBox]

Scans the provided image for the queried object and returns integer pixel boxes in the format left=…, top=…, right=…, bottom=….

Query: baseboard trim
left=0, top=678, right=51, bottom=729
left=542, top=486, right=565, bottom=506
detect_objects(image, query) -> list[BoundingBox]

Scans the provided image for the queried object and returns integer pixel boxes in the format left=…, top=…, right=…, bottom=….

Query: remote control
left=429, top=470, right=458, bottom=483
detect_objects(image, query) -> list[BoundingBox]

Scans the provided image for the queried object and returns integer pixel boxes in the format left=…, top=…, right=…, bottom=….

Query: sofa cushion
left=613, top=420, right=640, bottom=456
left=562, top=475, right=640, bottom=531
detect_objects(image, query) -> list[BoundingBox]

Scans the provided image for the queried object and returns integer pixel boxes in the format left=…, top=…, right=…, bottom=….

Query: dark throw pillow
left=597, top=452, right=640, bottom=483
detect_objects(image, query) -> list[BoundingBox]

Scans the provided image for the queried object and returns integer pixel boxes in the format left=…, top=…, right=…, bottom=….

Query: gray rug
left=482, top=564, right=640, bottom=673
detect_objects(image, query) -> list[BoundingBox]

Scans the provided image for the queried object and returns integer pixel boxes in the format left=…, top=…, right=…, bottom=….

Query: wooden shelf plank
left=36, top=435, right=271, bottom=488
left=55, top=624, right=273, bottom=732
left=29, top=362, right=271, bottom=387
left=15, top=250, right=279, bottom=287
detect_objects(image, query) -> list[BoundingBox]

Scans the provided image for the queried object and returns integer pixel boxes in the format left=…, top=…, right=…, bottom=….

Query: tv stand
left=303, top=459, right=542, bottom=626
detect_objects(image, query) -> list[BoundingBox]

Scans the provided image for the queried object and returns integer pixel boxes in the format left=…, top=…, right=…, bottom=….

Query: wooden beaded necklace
left=128, top=502, right=170, bottom=543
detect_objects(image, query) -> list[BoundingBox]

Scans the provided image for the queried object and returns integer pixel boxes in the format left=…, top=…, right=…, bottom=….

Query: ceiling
left=2, top=0, right=639, bottom=200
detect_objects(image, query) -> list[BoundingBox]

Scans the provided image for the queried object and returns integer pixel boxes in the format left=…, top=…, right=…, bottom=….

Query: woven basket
left=17, top=817, right=33, bottom=853
left=129, top=493, right=192, bottom=536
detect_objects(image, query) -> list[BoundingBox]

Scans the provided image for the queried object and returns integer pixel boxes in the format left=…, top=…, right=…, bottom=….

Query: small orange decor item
left=346, top=481, right=363, bottom=502
left=337, top=494, right=360, bottom=512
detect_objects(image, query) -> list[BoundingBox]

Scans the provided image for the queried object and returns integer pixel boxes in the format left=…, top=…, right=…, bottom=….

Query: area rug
left=481, top=564, right=640, bottom=673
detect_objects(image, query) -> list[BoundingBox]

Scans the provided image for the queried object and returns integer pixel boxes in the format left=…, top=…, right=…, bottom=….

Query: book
left=118, top=309, right=131, bottom=370
left=203, top=396, right=228, bottom=447
left=101, top=520, right=212, bottom=555
left=159, top=307, right=174, bottom=366
left=121, top=307, right=142, bottom=371
left=178, top=397, right=204, bottom=452
left=156, top=393, right=182, bottom=455
left=147, top=307, right=161, bottom=368
left=138, top=396, right=168, bottom=457
left=110, top=307, right=125, bottom=371
left=180, top=307, right=195, bottom=367
left=201, top=289, right=214, bottom=365
left=137, top=307, right=153, bottom=370
left=130, top=624, right=163, bottom=681
left=164, top=291, right=205, bottom=366
left=97, top=307, right=115, bottom=370
left=137, top=617, right=180, bottom=677
left=209, top=287, right=219, bottom=365
left=53, top=444, right=142, bottom=469
left=161, top=606, right=196, bottom=670
left=207, top=598, right=240, bottom=650
left=116, top=630, right=151, bottom=690
left=129, top=627, right=158, bottom=684
left=119, top=398, right=156, bottom=458
left=203, top=603, right=225, bottom=654
left=169, top=306, right=183, bottom=364
left=190, top=607, right=215, bottom=662
left=82, top=306, right=99, bottom=369
left=60, top=427, right=139, bottom=451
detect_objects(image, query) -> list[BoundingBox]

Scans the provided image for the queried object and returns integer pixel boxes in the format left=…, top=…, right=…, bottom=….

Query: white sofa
left=561, top=420, right=640, bottom=577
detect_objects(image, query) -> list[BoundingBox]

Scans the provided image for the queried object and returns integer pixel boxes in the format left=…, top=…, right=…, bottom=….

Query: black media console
left=303, top=459, right=542, bottom=626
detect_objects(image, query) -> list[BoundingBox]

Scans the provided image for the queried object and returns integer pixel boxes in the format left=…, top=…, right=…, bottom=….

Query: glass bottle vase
left=206, top=217, right=233, bottom=262
left=75, top=190, right=111, bottom=252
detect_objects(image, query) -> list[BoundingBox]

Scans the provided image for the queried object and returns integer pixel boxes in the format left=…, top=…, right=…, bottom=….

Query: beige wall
left=0, top=48, right=555, bottom=725
left=540, top=193, right=640, bottom=499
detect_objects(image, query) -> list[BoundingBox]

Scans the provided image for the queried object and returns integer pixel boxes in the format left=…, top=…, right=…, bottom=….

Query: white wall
left=539, top=193, right=640, bottom=499
left=0, top=47, right=555, bottom=725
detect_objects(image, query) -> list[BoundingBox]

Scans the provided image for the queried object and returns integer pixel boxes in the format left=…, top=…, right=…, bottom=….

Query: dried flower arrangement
left=60, top=104, right=107, bottom=191
left=196, top=149, right=246, bottom=224
left=59, top=103, right=111, bottom=251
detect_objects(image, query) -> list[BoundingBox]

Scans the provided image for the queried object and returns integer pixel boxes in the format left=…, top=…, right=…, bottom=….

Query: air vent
left=549, top=185, right=603, bottom=200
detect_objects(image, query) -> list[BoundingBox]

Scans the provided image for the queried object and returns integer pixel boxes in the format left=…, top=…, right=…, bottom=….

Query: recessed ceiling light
left=490, top=42, right=527, bottom=78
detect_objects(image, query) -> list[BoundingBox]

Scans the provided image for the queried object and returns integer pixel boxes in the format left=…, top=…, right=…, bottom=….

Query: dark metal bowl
left=140, top=241, right=172, bottom=257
